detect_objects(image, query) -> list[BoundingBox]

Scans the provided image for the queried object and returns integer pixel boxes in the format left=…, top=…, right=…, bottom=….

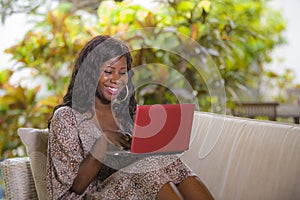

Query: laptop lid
left=130, top=103, right=195, bottom=154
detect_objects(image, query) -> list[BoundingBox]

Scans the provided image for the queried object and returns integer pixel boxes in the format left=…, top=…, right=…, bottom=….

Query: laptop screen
left=131, top=104, right=195, bottom=154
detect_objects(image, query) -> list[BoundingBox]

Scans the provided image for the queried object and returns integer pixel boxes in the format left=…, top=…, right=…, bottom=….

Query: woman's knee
left=156, top=182, right=183, bottom=200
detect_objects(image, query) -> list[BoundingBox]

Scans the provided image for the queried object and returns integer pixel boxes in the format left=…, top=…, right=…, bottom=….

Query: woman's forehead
left=102, top=56, right=127, bottom=68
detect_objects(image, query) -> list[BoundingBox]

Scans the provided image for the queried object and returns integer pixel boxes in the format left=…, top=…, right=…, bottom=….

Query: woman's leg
left=156, top=182, right=183, bottom=200
left=177, top=176, right=214, bottom=200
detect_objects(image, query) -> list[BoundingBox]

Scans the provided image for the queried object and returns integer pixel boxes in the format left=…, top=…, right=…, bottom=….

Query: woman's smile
left=104, top=85, right=120, bottom=95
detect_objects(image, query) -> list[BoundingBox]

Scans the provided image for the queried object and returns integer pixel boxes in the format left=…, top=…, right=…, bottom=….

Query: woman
left=47, top=35, right=214, bottom=199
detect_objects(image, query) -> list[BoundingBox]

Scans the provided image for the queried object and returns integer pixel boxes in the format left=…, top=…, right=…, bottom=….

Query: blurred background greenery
left=0, top=0, right=297, bottom=161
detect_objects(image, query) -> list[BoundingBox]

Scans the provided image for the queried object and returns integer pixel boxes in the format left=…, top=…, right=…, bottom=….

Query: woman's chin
left=99, top=94, right=112, bottom=104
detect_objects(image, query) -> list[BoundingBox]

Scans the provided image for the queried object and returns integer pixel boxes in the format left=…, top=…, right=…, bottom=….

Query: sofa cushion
left=18, top=128, right=49, bottom=200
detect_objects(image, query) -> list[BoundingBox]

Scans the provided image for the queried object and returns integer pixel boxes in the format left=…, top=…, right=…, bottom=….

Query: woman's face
left=97, top=56, right=128, bottom=102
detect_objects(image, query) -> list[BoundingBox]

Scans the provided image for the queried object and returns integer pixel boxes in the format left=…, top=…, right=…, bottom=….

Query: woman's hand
left=104, top=130, right=131, bottom=150
left=90, top=134, right=108, bottom=161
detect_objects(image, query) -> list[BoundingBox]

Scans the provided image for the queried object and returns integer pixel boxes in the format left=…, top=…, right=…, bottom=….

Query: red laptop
left=107, top=104, right=195, bottom=155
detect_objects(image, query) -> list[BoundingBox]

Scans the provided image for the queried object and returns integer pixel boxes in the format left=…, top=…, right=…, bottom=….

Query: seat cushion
left=18, top=128, right=49, bottom=200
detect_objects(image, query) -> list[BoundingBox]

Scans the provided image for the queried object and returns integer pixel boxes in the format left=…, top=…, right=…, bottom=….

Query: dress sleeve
left=47, top=107, right=84, bottom=199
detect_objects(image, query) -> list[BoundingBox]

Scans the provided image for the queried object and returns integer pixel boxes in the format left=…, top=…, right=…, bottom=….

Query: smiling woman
left=46, top=35, right=214, bottom=199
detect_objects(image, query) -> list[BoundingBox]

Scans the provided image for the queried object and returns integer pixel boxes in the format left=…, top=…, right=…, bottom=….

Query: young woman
left=46, top=35, right=214, bottom=200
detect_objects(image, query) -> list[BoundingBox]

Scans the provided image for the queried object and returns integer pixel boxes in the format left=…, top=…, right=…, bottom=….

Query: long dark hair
left=48, top=35, right=136, bottom=129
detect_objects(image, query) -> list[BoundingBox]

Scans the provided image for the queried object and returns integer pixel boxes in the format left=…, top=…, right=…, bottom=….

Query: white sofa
left=1, top=111, right=300, bottom=200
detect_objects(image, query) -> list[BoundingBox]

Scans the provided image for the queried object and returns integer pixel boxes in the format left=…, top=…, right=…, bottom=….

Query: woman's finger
left=119, top=139, right=131, bottom=150
left=104, top=130, right=131, bottom=150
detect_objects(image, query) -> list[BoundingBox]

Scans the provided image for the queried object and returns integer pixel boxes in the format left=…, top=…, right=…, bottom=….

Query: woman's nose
left=110, top=73, right=121, bottom=84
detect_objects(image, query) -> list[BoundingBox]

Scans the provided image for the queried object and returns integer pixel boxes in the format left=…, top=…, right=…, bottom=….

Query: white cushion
left=18, top=128, right=48, bottom=200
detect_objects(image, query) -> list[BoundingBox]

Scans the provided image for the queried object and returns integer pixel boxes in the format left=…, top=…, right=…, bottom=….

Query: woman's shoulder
left=52, top=106, right=89, bottom=125
left=49, top=107, right=82, bottom=147
left=52, top=106, right=81, bottom=125
left=53, top=106, right=76, bottom=119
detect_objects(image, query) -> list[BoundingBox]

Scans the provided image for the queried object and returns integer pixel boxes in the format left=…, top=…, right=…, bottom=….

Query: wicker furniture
left=0, top=157, right=38, bottom=199
left=1, top=112, right=300, bottom=200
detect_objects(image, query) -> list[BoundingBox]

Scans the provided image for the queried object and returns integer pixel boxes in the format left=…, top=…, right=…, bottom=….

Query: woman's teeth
left=107, top=86, right=119, bottom=94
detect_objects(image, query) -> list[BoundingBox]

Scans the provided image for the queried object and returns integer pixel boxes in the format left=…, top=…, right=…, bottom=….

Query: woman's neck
left=93, top=97, right=120, bottom=131
left=95, top=97, right=111, bottom=112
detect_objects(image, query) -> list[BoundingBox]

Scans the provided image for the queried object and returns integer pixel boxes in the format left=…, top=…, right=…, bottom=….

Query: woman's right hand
left=104, top=130, right=131, bottom=150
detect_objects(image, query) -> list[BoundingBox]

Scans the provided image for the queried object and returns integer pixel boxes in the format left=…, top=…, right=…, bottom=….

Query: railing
left=231, top=102, right=279, bottom=121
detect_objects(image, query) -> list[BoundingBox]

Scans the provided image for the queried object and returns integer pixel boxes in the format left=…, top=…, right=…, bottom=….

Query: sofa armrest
left=0, top=157, right=38, bottom=200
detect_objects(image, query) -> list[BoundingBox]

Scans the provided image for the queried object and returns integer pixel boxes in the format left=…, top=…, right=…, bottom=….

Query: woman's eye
left=120, top=72, right=126, bottom=75
left=104, top=70, right=112, bottom=74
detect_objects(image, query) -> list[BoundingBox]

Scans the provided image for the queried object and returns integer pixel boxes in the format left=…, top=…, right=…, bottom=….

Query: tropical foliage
left=0, top=0, right=290, bottom=159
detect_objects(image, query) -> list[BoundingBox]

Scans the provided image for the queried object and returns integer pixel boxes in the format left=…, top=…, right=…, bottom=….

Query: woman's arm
left=48, top=107, right=107, bottom=198
left=70, top=153, right=102, bottom=194
left=71, top=135, right=107, bottom=194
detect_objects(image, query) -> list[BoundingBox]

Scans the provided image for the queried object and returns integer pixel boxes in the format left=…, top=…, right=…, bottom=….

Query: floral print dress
left=46, top=106, right=195, bottom=200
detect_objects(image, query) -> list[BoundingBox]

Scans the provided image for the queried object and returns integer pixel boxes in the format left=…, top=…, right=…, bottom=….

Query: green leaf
left=56, top=2, right=72, bottom=14
left=0, top=70, right=12, bottom=84
left=177, top=1, right=194, bottom=12
left=178, top=26, right=191, bottom=36
left=200, top=0, right=211, bottom=12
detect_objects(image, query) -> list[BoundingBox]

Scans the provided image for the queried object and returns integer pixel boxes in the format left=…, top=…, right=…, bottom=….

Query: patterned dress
left=46, top=106, right=195, bottom=199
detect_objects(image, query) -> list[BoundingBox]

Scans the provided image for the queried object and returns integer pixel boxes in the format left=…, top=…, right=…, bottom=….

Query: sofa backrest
left=181, top=111, right=300, bottom=200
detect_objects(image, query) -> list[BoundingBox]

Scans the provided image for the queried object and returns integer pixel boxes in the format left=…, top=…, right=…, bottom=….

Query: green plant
left=0, top=0, right=289, bottom=159
left=0, top=3, right=93, bottom=159
left=95, top=0, right=287, bottom=107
